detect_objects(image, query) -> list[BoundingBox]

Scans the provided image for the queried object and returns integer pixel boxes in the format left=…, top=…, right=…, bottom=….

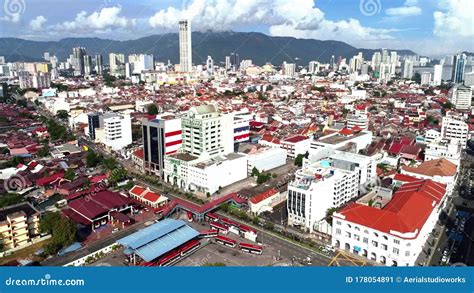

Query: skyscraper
left=452, top=53, right=466, bottom=83
left=402, top=60, right=414, bottom=79
left=109, top=53, right=125, bottom=76
left=179, top=19, right=192, bottom=72
left=225, top=56, right=231, bottom=70
left=83, top=55, right=92, bottom=76
left=206, top=56, right=214, bottom=75
left=94, top=54, right=103, bottom=75
left=72, top=47, right=86, bottom=76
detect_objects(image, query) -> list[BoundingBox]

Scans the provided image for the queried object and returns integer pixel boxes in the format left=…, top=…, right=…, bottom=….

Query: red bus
left=221, top=217, right=239, bottom=228
left=180, top=239, right=200, bottom=256
left=157, top=250, right=181, bottom=267
left=215, top=235, right=237, bottom=248
left=205, top=212, right=219, bottom=222
left=210, top=222, right=228, bottom=234
left=200, top=229, right=219, bottom=238
left=140, top=261, right=156, bottom=267
left=239, top=242, right=263, bottom=255
left=239, top=224, right=257, bottom=235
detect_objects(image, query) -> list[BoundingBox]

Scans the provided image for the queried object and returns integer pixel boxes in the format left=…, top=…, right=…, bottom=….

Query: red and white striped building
left=142, top=115, right=182, bottom=177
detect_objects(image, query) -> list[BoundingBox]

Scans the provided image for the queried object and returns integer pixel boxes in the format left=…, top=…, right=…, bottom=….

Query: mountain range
left=0, top=31, right=417, bottom=66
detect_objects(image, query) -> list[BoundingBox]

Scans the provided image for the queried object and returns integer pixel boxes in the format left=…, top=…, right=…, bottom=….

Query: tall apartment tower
left=179, top=19, right=192, bottom=72
left=72, top=47, right=86, bottom=76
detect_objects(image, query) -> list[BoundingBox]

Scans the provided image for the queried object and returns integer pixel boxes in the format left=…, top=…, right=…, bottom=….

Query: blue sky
left=0, top=0, right=472, bottom=57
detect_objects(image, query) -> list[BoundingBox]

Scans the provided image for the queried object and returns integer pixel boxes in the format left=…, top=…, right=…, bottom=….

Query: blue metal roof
left=117, top=219, right=199, bottom=262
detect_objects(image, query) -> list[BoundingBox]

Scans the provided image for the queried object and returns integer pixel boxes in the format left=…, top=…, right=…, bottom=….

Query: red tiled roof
left=336, top=180, right=446, bottom=239
left=143, top=191, right=160, bottom=203
left=249, top=188, right=279, bottom=204
left=36, top=171, right=64, bottom=187
left=393, top=173, right=419, bottom=183
left=339, top=127, right=353, bottom=136
left=68, top=190, right=131, bottom=220
left=284, top=135, right=308, bottom=143
left=133, top=148, right=144, bottom=159
left=130, top=185, right=146, bottom=197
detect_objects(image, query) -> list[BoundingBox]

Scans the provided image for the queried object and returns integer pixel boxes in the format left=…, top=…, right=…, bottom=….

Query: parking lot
left=175, top=240, right=281, bottom=266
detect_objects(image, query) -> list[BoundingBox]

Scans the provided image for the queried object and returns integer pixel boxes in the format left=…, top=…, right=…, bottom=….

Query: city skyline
left=0, top=0, right=472, bottom=57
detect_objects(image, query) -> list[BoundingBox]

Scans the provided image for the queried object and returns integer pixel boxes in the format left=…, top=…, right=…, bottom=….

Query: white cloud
left=149, top=0, right=394, bottom=47
left=386, top=6, right=421, bottom=17
left=54, top=6, right=135, bottom=33
left=30, top=16, right=47, bottom=31
left=433, top=0, right=474, bottom=38
left=385, top=0, right=421, bottom=17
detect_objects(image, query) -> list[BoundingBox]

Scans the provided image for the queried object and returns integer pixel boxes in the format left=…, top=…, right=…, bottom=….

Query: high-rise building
left=433, top=64, right=443, bottom=86
left=402, top=60, right=414, bottom=79
left=371, top=52, right=381, bottom=73
left=452, top=53, right=467, bottom=83
left=128, top=54, right=154, bottom=74
left=308, top=61, right=320, bottom=74
left=179, top=19, right=192, bottom=72
left=225, top=56, right=231, bottom=70
left=206, top=56, right=214, bottom=75
left=421, top=72, right=432, bottom=85
left=88, top=112, right=103, bottom=140
left=441, top=112, right=470, bottom=147
left=72, top=47, right=86, bottom=76
left=43, top=52, right=50, bottom=61
left=94, top=54, right=103, bottom=75
left=449, top=84, right=472, bottom=110
left=282, top=62, right=296, bottom=77
left=142, top=116, right=182, bottom=176
left=181, top=105, right=234, bottom=158
left=390, top=51, right=398, bottom=66
left=330, top=55, right=335, bottom=69
left=83, top=55, right=92, bottom=76
left=103, top=112, right=132, bottom=151
left=381, top=48, right=389, bottom=64
left=109, top=53, right=125, bottom=76
left=287, top=158, right=360, bottom=232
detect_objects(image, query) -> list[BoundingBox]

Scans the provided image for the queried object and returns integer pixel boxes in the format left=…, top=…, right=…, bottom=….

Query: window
left=363, top=237, right=368, bottom=244
left=393, top=248, right=399, bottom=255
left=335, top=228, right=341, bottom=235
left=381, top=244, right=387, bottom=251
left=394, top=239, right=400, bottom=245
left=354, top=234, right=360, bottom=241
left=405, top=251, right=410, bottom=257
left=336, top=221, right=341, bottom=225
left=372, top=241, right=378, bottom=247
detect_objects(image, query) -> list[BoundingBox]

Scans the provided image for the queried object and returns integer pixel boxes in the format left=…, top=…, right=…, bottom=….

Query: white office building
left=103, top=113, right=132, bottom=151
left=308, top=129, right=373, bottom=162
left=181, top=105, right=234, bottom=158
left=424, top=139, right=462, bottom=165
left=441, top=112, right=470, bottom=147
left=287, top=159, right=359, bottom=232
left=449, top=84, right=472, bottom=110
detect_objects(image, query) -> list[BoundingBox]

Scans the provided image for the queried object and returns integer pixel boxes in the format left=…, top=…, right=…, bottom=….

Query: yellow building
left=0, top=203, right=40, bottom=250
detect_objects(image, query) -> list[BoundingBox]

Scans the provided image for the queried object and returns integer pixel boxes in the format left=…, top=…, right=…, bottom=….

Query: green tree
left=251, top=167, right=260, bottom=177
left=36, top=146, right=50, bottom=158
left=85, top=151, right=102, bottom=167
left=325, top=207, right=337, bottom=225
left=64, top=169, right=76, bottom=181
left=147, top=104, right=159, bottom=115
left=40, top=212, right=77, bottom=255
left=294, top=153, right=305, bottom=167
left=108, top=168, right=127, bottom=184
left=56, top=110, right=69, bottom=120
